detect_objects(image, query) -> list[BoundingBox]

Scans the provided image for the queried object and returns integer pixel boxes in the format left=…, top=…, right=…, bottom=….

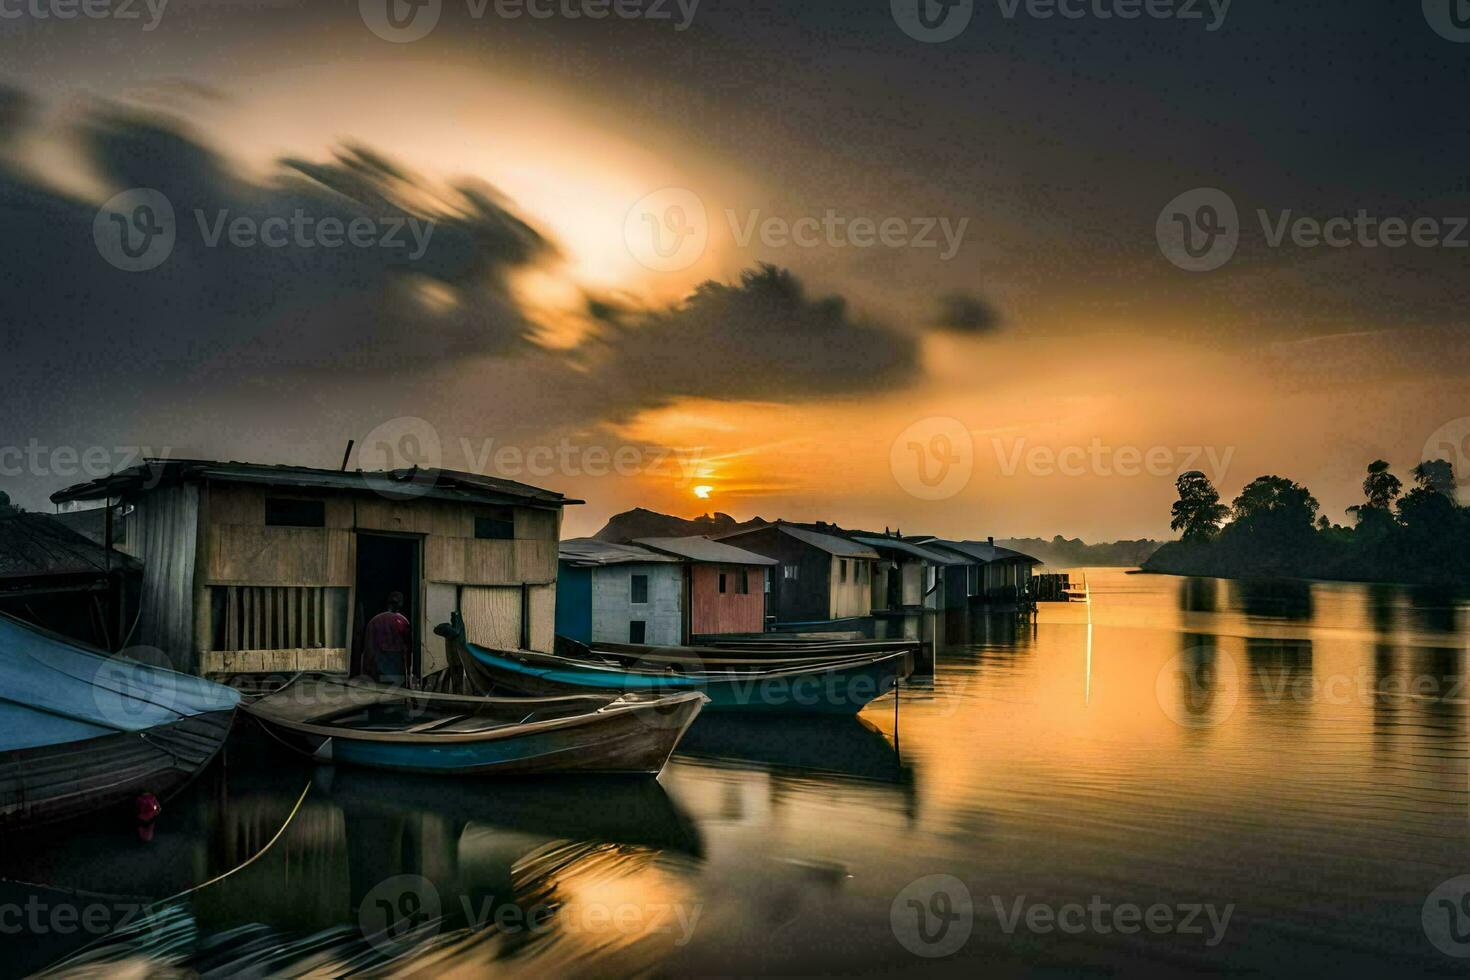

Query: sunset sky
left=2, top=1, right=1467, bottom=539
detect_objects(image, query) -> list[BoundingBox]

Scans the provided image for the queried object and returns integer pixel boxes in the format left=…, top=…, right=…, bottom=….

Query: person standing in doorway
left=364, top=591, right=411, bottom=685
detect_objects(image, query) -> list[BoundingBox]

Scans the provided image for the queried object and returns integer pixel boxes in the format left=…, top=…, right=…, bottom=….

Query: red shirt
left=367, top=611, right=411, bottom=654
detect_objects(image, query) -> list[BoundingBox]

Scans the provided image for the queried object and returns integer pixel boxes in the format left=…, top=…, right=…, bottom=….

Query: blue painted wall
left=555, top=564, right=593, bottom=643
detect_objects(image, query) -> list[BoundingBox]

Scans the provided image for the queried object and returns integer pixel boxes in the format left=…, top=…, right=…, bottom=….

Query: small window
left=265, top=497, right=325, bottom=528
left=738, top=569, right=749, bottom=594
left=783, top=564, right=799, bottom=580
left=718, top=572, right=728, bottom=593
left=629, top=620, right=646, bottom=643
left=474, top=507, right=515, bottom=540
left=839, top=559, right=848, bottom=582
left=631, top=574, right=649, bottom=604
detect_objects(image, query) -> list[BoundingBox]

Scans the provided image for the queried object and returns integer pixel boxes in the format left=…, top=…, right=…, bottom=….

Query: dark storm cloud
left=581, top=264, right=921, bottom=412
left=0, top=94, right=551, bottom=384
left=934, top=291, right=1000, bottom=334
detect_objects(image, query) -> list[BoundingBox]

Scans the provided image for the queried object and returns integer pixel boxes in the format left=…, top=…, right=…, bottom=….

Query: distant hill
left=999, top=536, right=1164, bottom=568
left=594, top=508, right=770, bottom=543
left=592, top=509, right=1161, bottom=566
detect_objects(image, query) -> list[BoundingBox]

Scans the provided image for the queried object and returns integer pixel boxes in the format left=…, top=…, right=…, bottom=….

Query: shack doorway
left=352, top=532, right=421, bottom=678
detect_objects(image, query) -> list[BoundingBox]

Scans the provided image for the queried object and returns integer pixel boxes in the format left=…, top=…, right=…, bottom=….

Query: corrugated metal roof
left=51, top=459, right=582, bottom=508
left=558, top=538, right=681, bottom=566
left=635, top=536, right=778, bottom=565
left=918, top=538, right=1041, bottom=564
left=766, top=524, right=880, bottom=559
left=0, top=513, right=141, bottom=582
left=851, top=535, right=967, bottom=565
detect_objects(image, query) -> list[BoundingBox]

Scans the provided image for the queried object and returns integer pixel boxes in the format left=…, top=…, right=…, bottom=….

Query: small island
left=1144, top=459, right=1469, bottom=586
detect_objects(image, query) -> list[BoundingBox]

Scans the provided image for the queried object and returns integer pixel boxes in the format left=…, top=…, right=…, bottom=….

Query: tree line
left=1144, top=459, right=1469, bottom=584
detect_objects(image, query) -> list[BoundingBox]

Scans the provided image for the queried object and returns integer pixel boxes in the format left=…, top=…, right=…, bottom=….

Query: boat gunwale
left=243, top=679, right=708, bottom=744
left=469, top=643, right=913, bottom=682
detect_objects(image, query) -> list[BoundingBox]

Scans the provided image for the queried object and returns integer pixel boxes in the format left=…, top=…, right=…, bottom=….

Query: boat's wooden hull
left=248, top=692, right=704, bottom=776
left=0, top=708, right=236, bottom=830
left=465, top=643, right=913, bottom=715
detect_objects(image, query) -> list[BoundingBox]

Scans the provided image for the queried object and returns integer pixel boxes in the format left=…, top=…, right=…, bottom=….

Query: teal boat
left=439, top=613, right=912, bottom=715
left=242, top=673, right=706, bottom=776
left=0, top=611, right=240, bottom=828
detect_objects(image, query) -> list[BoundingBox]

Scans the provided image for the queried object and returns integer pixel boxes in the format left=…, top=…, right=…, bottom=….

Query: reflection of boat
left=316, top=766, right=704, bottom=857
left=677, top=714, right=910, bottom=784
left=243, top=674, right=706, bottom=776
left=443, top=614, right=912, bottom=715
left=0, top=611, right=239, bottom=829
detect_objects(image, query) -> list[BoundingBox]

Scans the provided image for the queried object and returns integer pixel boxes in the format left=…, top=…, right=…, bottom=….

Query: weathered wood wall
left=194, top=483, right=562, bottom=673
left=689, top=564, right=765, bottom=636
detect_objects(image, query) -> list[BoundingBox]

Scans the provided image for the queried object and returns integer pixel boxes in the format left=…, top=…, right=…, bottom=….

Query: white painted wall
left=591, top=563, right=683, bottom=645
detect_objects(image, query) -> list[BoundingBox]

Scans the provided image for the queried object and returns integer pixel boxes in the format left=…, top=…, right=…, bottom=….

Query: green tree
left=1229, top=475, right=1320, bottom=539
left=1169, top=470, right=1228, bottom=541
left=1361, top=459, right=1402, bottom=510
left=1411, top=459, right=1457, bottom=502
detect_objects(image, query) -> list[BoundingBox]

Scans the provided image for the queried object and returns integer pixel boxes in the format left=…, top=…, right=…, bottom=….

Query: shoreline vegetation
left=1143, top=459, right=1470, bottom=587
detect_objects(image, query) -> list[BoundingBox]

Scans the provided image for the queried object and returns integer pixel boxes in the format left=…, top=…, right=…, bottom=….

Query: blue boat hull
left=462, top=642, right=912, bottom=715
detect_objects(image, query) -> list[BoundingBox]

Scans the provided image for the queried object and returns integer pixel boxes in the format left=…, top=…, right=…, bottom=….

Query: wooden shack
left=850, top=534, right=964, bottom=613
left=634, top=536, right=777, bottom=639
left=717, top=522, right=878, bottom=626
left=555, top=538, right=685, bottom=646
left=51, top=460, right=580, bottom=678
left=913, top=537, right=1041, bottom=607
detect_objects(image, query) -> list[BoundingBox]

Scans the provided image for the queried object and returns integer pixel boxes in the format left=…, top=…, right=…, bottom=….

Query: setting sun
left=693, top=485, right=713, bottom=499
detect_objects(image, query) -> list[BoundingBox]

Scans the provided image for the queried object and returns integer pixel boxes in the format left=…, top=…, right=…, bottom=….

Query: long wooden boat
left=567, top=635, right=921, bottom=663
left=242, top=673, right=706, bottom=776
left=441, top=614, right=913, bottom=715
left=0, top=611, right=240, bottom=829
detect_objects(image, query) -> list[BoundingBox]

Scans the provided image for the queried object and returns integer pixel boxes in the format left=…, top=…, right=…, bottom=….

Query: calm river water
left=4, top=569, right=1468, bottom=977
